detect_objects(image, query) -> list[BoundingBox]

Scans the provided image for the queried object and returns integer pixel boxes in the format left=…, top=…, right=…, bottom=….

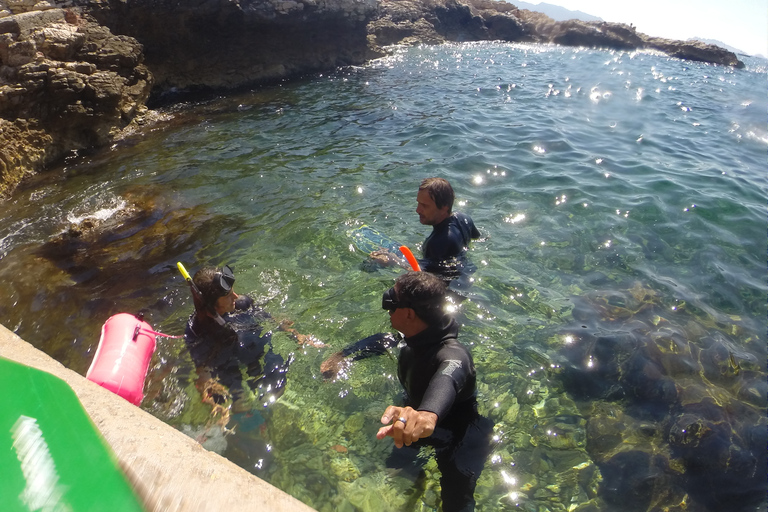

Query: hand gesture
left=376, top=406, right=437, bottom=448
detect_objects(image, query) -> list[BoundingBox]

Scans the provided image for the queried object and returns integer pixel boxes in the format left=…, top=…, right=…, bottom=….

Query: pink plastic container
left=86, top=313, right=157, bottom=405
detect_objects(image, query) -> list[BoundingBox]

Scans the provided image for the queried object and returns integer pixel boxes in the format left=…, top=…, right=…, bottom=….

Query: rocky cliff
left=0, top=0, right=379, bottom=196
left=369, top=0, right=744, bottom=69
left=0, top=1, right=152, bottom=196
left=0, top=0, right=745, bottom=196
left=75, top=0, right=379, bottom=100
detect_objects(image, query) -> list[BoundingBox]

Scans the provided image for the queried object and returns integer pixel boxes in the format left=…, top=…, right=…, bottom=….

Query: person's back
left=422, top=211, right=480, bottom=263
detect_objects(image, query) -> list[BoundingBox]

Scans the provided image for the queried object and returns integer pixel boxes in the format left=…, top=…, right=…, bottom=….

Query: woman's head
left=192, top=265, right=238, bottom=316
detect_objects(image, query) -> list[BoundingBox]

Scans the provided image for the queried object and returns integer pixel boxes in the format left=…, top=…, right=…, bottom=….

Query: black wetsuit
left=340, top=318, right=492, bottom=512
left=184, top=296, right=289, bottom=403
left=397, top=317, right=475, bottom=417
left=421, top=212, right=480, bottom=293
left=422, top=212, right=480, bottom=263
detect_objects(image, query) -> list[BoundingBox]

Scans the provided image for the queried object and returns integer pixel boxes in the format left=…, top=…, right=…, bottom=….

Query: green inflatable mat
left=1, top=356, right=145, bottom=512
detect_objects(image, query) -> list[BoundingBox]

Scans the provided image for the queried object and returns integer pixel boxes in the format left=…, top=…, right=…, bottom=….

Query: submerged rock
left=599, top=450, right=684, bottom=512
left=556, top=280, right=767, bottom=511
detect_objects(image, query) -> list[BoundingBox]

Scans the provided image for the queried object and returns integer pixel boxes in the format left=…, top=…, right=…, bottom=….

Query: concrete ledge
left=0, top=323, right=315, bottom=512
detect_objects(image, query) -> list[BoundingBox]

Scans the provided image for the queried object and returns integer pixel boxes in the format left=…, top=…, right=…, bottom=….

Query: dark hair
left=192, top=266, right=230, bottom=312
left=395, top=271, right=447, bottom=324
left=419, top=177, right=454, bottom=213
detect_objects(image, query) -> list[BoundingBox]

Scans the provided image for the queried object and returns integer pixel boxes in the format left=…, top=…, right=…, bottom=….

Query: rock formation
left=369, top=0, right=744, bottom=69
left=76, top=0, right=379, bottom=100
left=0, top=0, right=746, bottom=196
left=0, top=0, right=379, bottom=196
left=0, top=1, right=152, bottom=196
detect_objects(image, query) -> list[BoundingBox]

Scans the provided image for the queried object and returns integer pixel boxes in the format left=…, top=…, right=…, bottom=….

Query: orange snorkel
left=399, top=246, right=421, bottom=271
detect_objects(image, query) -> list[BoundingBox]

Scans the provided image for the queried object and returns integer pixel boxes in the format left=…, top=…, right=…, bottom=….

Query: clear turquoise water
left=0, top=43, right=765, bottom=511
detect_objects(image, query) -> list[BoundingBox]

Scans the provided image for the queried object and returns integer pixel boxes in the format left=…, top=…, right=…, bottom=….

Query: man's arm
left=320, top=333, right=399, bottom=379
left=376, top=348, right=474, bottom=447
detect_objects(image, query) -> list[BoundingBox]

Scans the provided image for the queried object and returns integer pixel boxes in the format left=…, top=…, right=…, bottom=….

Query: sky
left=532, top=0, right=768, bottom=57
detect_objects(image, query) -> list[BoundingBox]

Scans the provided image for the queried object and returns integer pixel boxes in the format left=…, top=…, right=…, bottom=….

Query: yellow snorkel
left=177, top=261, right=192, bottom=282
left=177, top=261, right=202, bottom=297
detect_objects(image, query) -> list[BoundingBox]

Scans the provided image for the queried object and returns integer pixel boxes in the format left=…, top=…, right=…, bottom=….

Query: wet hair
left=192, top=266, right=230, bottom=313
left=395, top=271, right=447, bottom=324
left=419, top=177, right=454, bottom=213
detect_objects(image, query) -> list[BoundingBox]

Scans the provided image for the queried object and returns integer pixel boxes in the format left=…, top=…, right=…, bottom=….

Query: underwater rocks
left=553, top=284, right=767, bottom=511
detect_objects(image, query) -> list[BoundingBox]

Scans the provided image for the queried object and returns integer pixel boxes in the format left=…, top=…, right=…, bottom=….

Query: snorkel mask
left=381, top=286, right=443, bottom=319
left=212, top=265, right=235, bottom=298
left=381, top=286, right=409, bottom=312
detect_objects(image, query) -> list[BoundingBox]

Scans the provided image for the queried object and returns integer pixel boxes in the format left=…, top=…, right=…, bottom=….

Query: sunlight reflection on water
left=0, top=43, right=765, bottom=512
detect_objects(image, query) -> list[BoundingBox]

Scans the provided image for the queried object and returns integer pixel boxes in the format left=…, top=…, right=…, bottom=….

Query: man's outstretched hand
left=320, top=351, right=347, bottom=380
left=376, top=406, right=437, bottom=448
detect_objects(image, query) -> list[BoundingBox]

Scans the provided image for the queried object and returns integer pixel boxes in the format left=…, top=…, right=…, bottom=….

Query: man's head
left=192, top=265, right=238, bottom=316
left=417, top=177, right=454, bottom=226
left=382, top=271, right=447, bottom=334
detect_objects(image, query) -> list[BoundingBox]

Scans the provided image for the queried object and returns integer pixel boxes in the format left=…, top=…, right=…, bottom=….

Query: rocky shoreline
left=0, top=0, right=745, bottom=196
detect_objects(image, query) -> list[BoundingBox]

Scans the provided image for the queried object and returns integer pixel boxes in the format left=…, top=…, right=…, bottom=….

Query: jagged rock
left=645, top=36, right=744, bottom=68
left=369, top=0, right=515, bottom=47
left=77, top=0, right=379, bottom=96
left=0, top=117, right=52, bottom=193
left=368, top=0, right=744, bottom=70
left=0, top=5, right=152, bottom=196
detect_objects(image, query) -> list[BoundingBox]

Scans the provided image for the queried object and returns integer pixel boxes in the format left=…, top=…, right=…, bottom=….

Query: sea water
left=0, top=43, right=765, bottom=511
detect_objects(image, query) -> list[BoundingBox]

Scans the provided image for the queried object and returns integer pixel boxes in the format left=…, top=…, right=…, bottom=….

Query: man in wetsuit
left=323, top=271, right=492, bottom=511
left=369, top=177, right=480, bottom=289
left=416, top=177, right=480, bottom=273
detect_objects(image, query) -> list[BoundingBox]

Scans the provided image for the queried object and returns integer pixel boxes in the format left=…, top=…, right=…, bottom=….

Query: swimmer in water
left=184, top=264, right=319, bottom=410
left=371, top=177, right=481, bottom=293
left=321, top=271, right=492, bottom=512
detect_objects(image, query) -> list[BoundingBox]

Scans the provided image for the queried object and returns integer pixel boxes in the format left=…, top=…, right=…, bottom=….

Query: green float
left=1, top=356, right=145, bottom=512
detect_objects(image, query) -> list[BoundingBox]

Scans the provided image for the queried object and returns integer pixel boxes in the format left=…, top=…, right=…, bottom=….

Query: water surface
left=1, top=43, right=766, bottom=512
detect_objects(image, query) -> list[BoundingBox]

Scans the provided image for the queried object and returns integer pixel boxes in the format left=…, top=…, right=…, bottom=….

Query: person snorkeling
left=182, top=264, right=319, bottom=412
left=321, top=272, right=493, bottom=511
left=370, top=177, right=481, bottom=295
